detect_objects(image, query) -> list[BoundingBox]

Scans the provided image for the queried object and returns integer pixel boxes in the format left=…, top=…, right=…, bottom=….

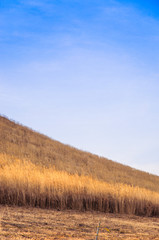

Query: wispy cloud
left=19, top=0, right=55, bottom=14
left=21, top=0, right=45, bottom=7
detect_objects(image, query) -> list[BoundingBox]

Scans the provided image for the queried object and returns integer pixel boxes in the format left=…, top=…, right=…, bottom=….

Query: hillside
left=0, top=115, right=159, bottom=193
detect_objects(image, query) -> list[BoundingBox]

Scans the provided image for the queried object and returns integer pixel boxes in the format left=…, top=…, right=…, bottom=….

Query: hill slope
left=0, top=115, right=159, bottom=193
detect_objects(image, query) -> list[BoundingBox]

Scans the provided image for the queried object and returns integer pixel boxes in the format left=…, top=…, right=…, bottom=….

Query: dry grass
left=0, top=153, right=159, bottom=216
left=0, top=206, right=159, bottom=240
left=0, top=115, right=159, bottom=194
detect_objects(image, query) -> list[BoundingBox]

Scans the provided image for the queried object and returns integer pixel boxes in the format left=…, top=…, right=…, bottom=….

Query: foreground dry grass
left=0, top=154, right=159, bottom=216
left=0, top=206, right=159, bottom=240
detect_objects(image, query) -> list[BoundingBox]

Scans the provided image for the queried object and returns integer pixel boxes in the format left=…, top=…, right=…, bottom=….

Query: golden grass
left=1, top=115, right=159, bottom=195
left=1, top=115, right=159, bottom=194
left=0, top=153, right=159, bottom=217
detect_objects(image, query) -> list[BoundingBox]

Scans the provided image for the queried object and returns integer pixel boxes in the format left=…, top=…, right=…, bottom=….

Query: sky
left=0, top=0, right=159, bottom=176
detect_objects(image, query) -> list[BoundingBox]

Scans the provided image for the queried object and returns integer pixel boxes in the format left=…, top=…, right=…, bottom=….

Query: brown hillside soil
left=0, top=206, right=159, bottom=240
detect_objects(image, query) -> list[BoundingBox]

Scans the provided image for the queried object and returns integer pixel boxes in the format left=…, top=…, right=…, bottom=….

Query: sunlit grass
left=1, top=115, right=159, bottom=195
left=0, top=153, right=159, bottom=216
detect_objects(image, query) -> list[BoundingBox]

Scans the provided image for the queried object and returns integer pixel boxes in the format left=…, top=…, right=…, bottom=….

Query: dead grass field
left=1, top=154, right=159, bottom=216
left=0, top=206, right=159, bottom=240
left=1, top=116, right=159, bottom=239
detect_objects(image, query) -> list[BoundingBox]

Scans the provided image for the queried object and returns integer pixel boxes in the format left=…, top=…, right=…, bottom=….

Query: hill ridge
left=0, top=114, right=159, bottom=193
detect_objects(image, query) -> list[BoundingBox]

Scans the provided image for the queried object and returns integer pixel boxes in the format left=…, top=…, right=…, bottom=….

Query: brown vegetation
left=0, top=206, right=159, bottom=239
left=0, top=154, right=159, bottom=216
left=0, top=115, right=159, bottom=194
left=1, top=115, right=159, bottom=217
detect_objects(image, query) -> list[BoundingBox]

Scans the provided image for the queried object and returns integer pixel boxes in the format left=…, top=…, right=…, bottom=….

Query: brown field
left=0, top=206, right=159, bottom=240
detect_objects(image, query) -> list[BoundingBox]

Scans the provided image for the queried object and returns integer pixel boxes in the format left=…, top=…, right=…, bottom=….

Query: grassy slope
left=1, top=155, right=159, bottom=216
left=0, top=115, right=159, bottom=193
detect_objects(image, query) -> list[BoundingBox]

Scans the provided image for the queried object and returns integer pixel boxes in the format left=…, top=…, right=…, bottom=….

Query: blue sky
left=0, top=0, right=159, bottom=175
